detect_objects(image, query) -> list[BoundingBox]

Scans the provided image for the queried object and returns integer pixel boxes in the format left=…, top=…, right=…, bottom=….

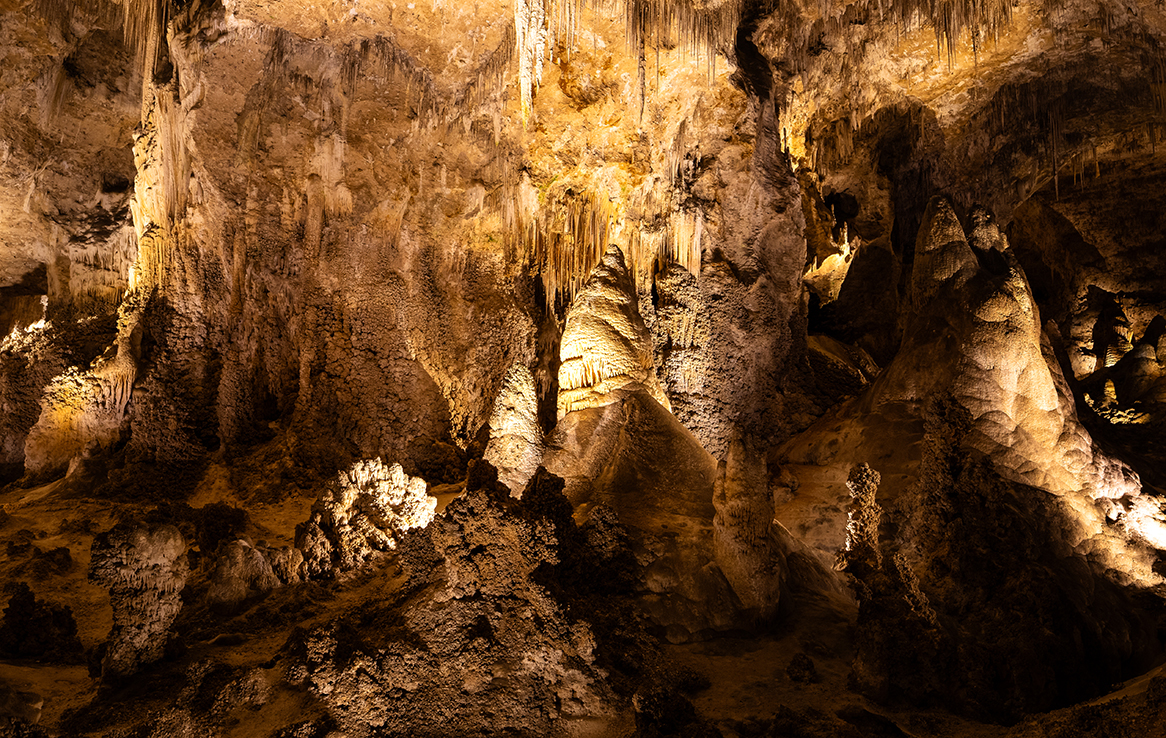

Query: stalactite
left=637, top=36, right=647, bottom=124
left=123, top=0, right=169, bottom=85
left=515, top=0, right=548, bottom=123
left=668, top=120, right=689, bottom=187
left=134, top=225, right=170, bottom=290
left=621, top=0, right=741, bottom=66
left=155, top=88, right=190, bottom=224
left=35, top=62, right=68, bottom=126
left=666, top=209, right=703, bottom=277
left=344, top=34, right=442, bottom=121
left=524, top=188, right=614, bottom=312
left=33, top=0, right=121, bottom=36
left=515, top=0, right=740, bottom=124
left=453, top=24, right=517, bottom=120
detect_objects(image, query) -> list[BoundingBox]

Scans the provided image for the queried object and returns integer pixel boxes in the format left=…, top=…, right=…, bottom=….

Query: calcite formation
left=835, top=462, right=883, bottom=575
left=711, top=437, right=785, bottom=619
left=1, top=0, right=1166, bottom=736
left=557, top=244, right=671, bottom=418
left=296, top=458, right=436, bottom=577
left=483, top=362, right=545, bottom=496
left=204, top=539, right=282, bottom=609
left=88, top=523, right=189, bottom=679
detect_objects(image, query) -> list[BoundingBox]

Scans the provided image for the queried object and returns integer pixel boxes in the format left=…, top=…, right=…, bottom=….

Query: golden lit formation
left=0, top=1, right=1165, bottom=736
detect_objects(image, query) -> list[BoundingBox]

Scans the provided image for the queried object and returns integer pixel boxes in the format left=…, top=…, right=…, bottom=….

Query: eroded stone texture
left=295, top=458, right=436, bottom=578
left=835, top=463, right=883, bottom=576
left=483, top=363, right=544, bottom=496
left=284, top=463, right=619, bottom=736
left=868, top=198, right=1160, bottom=569
left=204, top=540, right=281, bottom=609
left=1, top=0, right=1166, bottom=735
left=545, top=388, right=782, bottom=639
left=22, top=302, right=141, bottom=476
left=89, top=524, right=189, bottom=679
left=848, top=399, right=1164, bottom=721
left=712, top=437, right=785, bottom=620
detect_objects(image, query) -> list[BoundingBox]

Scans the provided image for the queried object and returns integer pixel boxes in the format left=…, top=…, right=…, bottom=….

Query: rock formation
left=834, top=463, right=883, bottom=576
left=557, top=244, right=670, bottom=418
left=848, top=399, right=1164, bottom=722
left=284, top=463, right=621, bottom=736
left=1, top=0, right=1166, bottom=736
left=712, top=437, right=785, bottom=620
left=88, top=523, right=189, bottom=679
left=296, top=458, right=437, bottom=578
left=483, top=362, right=545, bottom=496
left=204, top=539, right=282, bottom=609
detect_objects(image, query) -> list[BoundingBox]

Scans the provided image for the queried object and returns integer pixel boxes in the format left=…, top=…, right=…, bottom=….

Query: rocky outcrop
left=295, top=458, right=436, bottom=578
left=848, top=399, right=1164, bottom=722
left=283, top=462, right=621, bottom=736
left=866, top=198, right=1163, bottom=575
left=712, top=437, right=786, bottom=621
left=204, top=540, right=282, bottom=610
left=88, top=524, right=189, bottom=679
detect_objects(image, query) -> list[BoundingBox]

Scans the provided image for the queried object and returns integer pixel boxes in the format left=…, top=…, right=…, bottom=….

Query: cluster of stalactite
left=523, top=189, right=614, bottom=312
left=509, top=171, right=706, bottom=314
left=515, top=0, right=740, bottom=123
left=32, top=0, right=122, bottom=39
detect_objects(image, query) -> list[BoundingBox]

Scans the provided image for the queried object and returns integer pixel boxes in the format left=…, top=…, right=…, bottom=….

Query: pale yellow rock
left=557, top=245, right=670, bottom=419
left=483, top=363, right=545, bottom=496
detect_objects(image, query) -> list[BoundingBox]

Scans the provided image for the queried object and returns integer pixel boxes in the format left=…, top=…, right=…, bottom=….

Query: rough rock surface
left=849, top=399, right=1164, bottom=722
left=866, top=197, right=1163, bottom=577
left=546, top=388, right=800, bottom=639
left=283, top=462, right=619, bottom=737
left=712, top=437, right=786, bottom=620
left=295, top=458, right=436, bottom=578
left=88, top=523, right=189, bottom=679
left=834, top=463, right=884, bottom=576
left=1, top=0, right=1166, bottom=736
left=204, top=540, right=281, bottom=609
left=483, top=362, right=545, bottom=496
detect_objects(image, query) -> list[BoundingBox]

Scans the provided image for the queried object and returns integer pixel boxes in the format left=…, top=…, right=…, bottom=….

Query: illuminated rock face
left=483, top=363, right=544, bottom=496
left=557, top=245, right=670, bottom=419
left=296, top=458, right=436, bottom=577
left=872, top=198, right=1138, bottom=501
left=3, top=1, right=1166, bottom=736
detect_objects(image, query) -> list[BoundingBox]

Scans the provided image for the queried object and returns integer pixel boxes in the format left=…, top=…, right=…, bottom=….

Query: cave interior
left=3, top=0, right=1166, bottom=736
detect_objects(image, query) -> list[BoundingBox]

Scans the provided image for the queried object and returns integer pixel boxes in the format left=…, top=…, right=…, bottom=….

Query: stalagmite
left=3, top=0, right=1166, bottom=735
left=484, top=363, right=545, bottom=496
left=557, top=244, right=670, bottom=417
